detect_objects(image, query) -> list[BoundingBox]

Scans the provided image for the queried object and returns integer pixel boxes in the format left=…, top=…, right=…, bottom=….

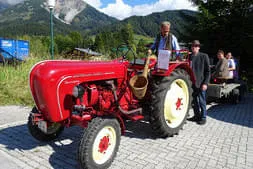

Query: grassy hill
left=91, top=10, right=198, bottom=41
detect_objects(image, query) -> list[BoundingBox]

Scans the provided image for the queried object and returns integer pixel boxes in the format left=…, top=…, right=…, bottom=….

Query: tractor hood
left=29, top=60, right=127, bottom=122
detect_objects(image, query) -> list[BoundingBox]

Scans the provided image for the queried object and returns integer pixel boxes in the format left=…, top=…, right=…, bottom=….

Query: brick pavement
left=0, top=95, right=253, bottom=169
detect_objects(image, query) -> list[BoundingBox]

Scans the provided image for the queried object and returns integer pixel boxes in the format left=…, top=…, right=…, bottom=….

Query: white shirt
left=227, top=58, right=236, bottom=78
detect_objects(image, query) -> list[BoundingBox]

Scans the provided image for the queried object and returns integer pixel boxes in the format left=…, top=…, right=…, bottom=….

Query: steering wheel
left=116, top=44, right=137, bottom=62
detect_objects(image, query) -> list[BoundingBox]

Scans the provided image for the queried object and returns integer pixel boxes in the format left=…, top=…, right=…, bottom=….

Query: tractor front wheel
left=150, top=69, right=192, bottom=137
left=27, top=113, right=64, bottom=142
left=78, top=117, right=121, bottom=169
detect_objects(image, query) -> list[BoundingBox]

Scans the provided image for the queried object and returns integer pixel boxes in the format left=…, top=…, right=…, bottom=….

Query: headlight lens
left=72, top=85, right=85, bottom=98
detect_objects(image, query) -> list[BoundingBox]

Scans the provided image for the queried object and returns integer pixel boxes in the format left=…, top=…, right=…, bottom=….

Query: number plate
left=38, top=121, right=47, bottom=133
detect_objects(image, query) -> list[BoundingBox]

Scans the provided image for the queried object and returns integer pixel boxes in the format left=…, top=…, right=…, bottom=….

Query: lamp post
left=48, top=0, right=55, bottom=60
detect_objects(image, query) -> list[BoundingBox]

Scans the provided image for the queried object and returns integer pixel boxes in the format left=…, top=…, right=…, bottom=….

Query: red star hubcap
left=98, top=136, right=110, bottom=153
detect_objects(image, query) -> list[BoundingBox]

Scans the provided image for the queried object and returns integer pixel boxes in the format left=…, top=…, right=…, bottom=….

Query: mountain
left=0, top=0, right=197, bottom=40
left=125, top=10, right=197, bottom=40
left=94, top=10, right=198, bottom=41
left=0, top=0, right=117, bottom=37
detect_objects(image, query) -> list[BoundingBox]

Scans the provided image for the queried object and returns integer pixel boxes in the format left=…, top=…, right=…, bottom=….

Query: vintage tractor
left=28, top=45, right=194, bottom=169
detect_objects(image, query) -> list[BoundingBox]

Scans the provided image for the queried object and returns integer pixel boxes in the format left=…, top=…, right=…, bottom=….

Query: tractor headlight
left=72, top=85, right=85, bottom=98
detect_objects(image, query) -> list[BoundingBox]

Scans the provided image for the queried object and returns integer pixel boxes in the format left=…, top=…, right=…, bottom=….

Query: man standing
left=189, top=40, right=210, bottom=125
left=148, top=21, right=180, bottom=56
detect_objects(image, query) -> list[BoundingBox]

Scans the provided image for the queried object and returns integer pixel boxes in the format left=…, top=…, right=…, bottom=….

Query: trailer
left=0, top=38, right=29, bottom=65
left=207, top=77, right=246, bottom=104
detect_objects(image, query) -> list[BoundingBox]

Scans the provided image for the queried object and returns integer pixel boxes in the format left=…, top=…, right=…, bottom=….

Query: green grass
left=0, top=57, right=43, bottom=106
left=134, top=34, right=153, bottom=44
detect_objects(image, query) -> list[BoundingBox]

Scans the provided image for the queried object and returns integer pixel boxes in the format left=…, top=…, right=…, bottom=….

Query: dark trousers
left=192, top=87, right=207, bottom=119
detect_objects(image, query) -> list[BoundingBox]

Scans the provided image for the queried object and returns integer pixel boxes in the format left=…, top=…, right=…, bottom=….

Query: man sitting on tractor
left=148, top=21, right=180, bottom=56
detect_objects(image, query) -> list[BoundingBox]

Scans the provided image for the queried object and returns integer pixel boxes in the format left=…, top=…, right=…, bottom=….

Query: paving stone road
left=0, top=95, right=253, bottom=169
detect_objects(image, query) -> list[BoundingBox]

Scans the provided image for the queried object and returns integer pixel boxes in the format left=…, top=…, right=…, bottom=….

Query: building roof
left=75, top=48, right=102, bottom=56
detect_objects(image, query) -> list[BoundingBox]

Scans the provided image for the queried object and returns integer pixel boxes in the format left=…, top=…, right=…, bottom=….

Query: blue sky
left=100, top=0, right=157, bottom=8
left=84, top=0, right=198, bottom=20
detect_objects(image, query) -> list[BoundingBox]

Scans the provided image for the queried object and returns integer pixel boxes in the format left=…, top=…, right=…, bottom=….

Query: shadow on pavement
left=207, top=94, right=253, bottom=128
left=0, top=124, right=83, bottom=169
left=124, top=120, right=157, bottom=139
left=0, top=119, right=157, bottom=169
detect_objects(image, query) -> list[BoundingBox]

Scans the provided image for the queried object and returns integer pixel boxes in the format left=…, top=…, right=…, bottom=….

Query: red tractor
left=28, top=45, right=194, bottom=169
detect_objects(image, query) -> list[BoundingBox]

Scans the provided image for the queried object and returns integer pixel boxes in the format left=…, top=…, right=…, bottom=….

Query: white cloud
left=100, top=0, right=132, bottom=20
left=83, top=0, right=198, bottom=20
left=82, top=0, right=102, bottom=9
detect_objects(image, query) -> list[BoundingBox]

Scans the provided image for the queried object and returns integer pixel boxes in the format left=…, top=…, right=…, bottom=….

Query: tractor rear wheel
left=78, top=117, right=121, bottom=169
left=27, top=113, right=64, bottom=142
left=149, top=69, right=192, bottom=137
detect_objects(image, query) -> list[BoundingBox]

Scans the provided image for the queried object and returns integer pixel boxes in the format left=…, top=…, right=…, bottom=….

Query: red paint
left=87, top=84, right=99, bottom=105
left=99, top=136, right=110, bottom=153
left=70, top=114, right=91, bottom=128
left=125, top=114, right=144, bottom=121
left=176, top=98, right=182, bottom=110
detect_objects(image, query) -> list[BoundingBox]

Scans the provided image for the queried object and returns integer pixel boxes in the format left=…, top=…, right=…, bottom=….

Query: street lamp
left=48, top=0, right=55, bottom=60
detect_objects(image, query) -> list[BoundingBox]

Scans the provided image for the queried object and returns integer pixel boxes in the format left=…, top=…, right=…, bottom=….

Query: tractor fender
left=152, top=62, right=195, bottom=84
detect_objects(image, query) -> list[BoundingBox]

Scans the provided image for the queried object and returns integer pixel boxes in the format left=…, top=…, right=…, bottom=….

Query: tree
left=120, top=23, right=136, bottom=54
left=94, top=34, right=105, bottom=53
left=83, top=37, right=94, bottom=49
left=92, top=24, right=137, bottom=57
left=136, top=39, right=147, bottom=58
left=69, top=31, right=83, bottom=48
left=121, top=23, right=135, bottom=46
left=55, top=34, right=75, bottom=54
left=189, top=0, right=253, bottom=60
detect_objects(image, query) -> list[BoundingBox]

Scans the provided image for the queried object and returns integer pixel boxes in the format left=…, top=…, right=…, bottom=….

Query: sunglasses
left=192, top=45, right=200, bottom=47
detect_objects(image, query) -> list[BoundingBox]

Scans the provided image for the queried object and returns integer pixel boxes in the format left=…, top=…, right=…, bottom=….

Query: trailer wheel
left=231, top=88, right=240, bottom=104
left=78, top=117, right=120, bottom=169
left=150, top=69, right=192, bottom=137
left=27, top=113, right=64, bottom=142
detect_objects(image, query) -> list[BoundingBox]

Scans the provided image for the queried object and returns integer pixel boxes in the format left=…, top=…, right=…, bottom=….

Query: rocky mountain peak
left=0, top=0, right=88, bottom=24
left=43, top=0, right=88, bottom=24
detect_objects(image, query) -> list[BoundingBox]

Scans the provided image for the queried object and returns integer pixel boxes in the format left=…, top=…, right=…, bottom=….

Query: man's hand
left=148, top=49, right=152, bottom=55
left=201, top=84, right=208, bottom=91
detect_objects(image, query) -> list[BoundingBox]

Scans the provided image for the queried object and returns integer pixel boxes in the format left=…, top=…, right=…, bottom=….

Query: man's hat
left=192, top=40, right=200, bottom=46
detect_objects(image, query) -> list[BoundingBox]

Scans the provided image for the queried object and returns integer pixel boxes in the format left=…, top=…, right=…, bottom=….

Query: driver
left=148, top=21, right=180, bottom=56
